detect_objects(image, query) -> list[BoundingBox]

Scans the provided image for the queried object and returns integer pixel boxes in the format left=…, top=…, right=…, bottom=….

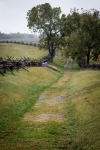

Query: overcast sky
left=0, top=0, right=100, bottom=34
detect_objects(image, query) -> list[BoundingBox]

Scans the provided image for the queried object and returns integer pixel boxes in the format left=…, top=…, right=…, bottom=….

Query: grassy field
left=0, top=43, right=100, bottom=150
left=0, top=43, right=48, bottom=59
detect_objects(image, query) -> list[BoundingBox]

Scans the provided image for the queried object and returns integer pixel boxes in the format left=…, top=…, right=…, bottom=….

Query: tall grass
left=65, top=70, right=100, bottom=150
left=0, top=43, right=100, bottom=150
left=0, top=67, right=62, bottom=147
left=0, top=43, right=48, bottom=59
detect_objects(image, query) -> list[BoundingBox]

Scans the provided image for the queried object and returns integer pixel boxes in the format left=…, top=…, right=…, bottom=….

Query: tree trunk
left=49, top=45, right=55, bottom=62
left=87, top=47, right=91, bottom=65
left=50, top=52, right=54, bottom=62
left=47, top=38, right=55, bottom=62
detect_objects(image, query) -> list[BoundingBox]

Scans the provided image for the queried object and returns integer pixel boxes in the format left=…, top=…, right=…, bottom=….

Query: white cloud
left=0, top=0, right=100, bottom=33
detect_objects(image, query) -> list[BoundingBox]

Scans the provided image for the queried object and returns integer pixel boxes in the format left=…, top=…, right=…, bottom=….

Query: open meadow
left=0, top=43, right=100, bottom=150
left=0, top=43, right=47, bottom=59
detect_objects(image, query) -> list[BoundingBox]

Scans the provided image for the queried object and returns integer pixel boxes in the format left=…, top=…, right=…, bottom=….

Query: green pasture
left=0, top=43, right=48, bottom=59
left=0, top=43, right=100, bottom=150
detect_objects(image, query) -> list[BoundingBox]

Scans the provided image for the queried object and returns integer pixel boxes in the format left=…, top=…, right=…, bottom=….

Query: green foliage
left=26, top=3, right=67, bottom=62
left=64, top=9, right=100, bottom=64
left=26, top=5, right=100, bottom=64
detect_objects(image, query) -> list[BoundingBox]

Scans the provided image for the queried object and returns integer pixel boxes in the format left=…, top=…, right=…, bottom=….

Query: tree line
left=26, top=3, right=100, bottom=65
left=0, top=32, right=37, bottom=39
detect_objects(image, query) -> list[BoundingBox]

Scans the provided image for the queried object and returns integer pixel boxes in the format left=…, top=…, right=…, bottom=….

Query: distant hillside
left=0, top=32, right=38, bottom=40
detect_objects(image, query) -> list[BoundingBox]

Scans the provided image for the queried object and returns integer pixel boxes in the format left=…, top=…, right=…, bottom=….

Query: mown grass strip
left=0, top=67, right=62, bottom=133
left=64, top=70, right=100, bottom=150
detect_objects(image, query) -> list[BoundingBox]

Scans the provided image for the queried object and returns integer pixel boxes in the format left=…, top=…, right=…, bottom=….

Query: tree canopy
left=26, top=3, right=66, bottom=62
left=27, top=4, right=100, bottom=65
left=64, top=9, right=100, bottom=65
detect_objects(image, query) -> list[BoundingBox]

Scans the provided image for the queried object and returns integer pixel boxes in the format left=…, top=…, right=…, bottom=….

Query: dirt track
left=23, top=73, right=69, bottom=123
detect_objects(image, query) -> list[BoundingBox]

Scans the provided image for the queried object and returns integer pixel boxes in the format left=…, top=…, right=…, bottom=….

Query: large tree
left=64, top=9, right=100, bottom=65
left=26, top=3, right=66, bottom=62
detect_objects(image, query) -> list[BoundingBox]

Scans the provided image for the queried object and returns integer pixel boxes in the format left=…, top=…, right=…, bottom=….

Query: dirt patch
left=23, top=72, right=68, bottom=123
left=23, top=90, right=66, bottom=123
left=34, top=90, right=66, bottom=108
left=34, top=113, right=64, bottom=122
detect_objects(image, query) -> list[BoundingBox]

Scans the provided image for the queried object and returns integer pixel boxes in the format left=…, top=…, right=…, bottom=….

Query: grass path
left=23, top=73, right=69, bottom=123
left=19, top=71, right=71, bottom=150
left=0, top=68, right=71, bottom=150
left=22, top=70, right=100, bottom=150
left=0, top=69, right=100, bottom=150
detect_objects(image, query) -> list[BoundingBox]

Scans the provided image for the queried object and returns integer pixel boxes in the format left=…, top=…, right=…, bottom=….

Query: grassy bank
left=0, top=67, right=62, bottom=149
left=0, top=43, right=100, bottom=150
left=65, top=70, right=100, bottom=150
